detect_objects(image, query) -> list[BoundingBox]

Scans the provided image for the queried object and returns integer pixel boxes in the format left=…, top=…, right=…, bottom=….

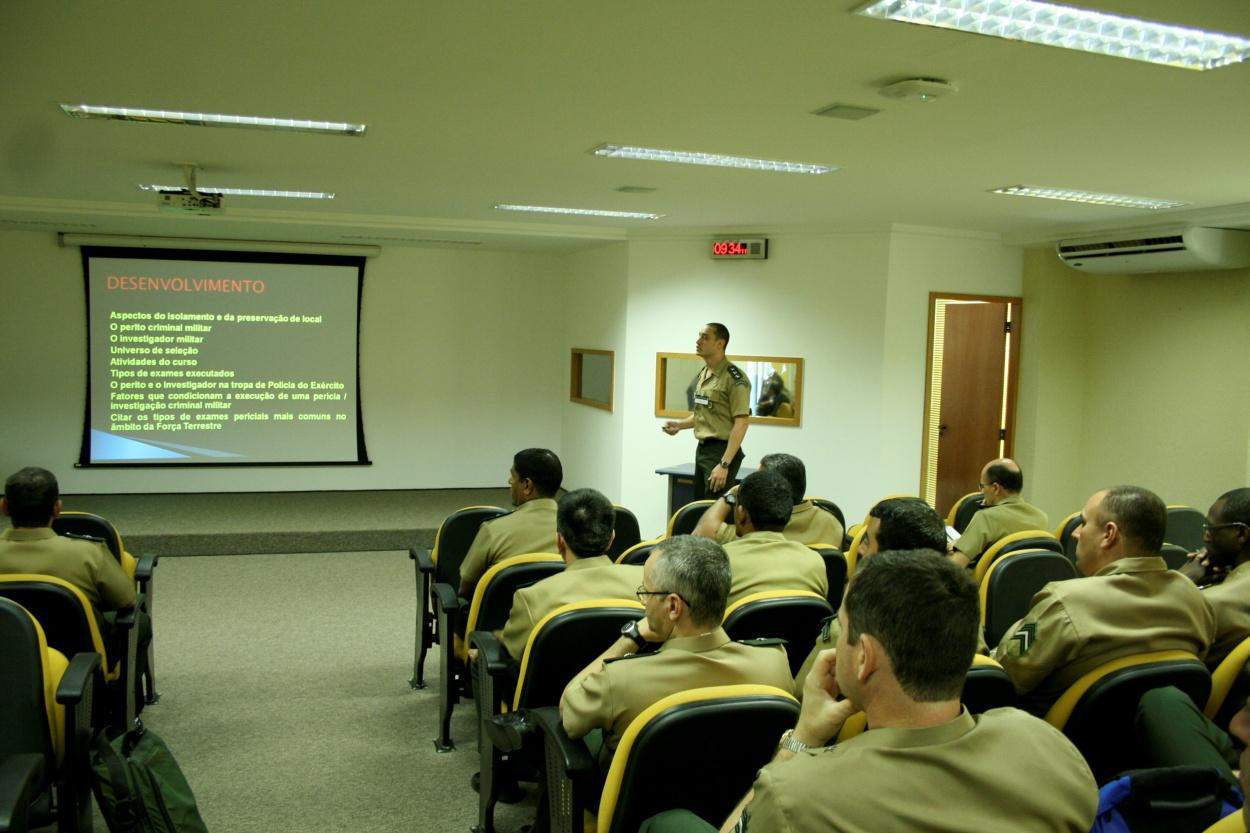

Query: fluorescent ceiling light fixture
left=990, top=184, right=1188, bottom=210
left=139, top=184, right=335, bottom=200
left=61, top=103, right=366, bottom=135
left=592, top=144, right=835, bottom=175
left=494, top=203, right=663, bottom=220
left=854, top=0, right=1250, bottom=71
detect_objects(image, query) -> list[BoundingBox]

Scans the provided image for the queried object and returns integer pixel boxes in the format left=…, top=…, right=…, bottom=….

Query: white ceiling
left=2, top=0, right=1249, bottom=251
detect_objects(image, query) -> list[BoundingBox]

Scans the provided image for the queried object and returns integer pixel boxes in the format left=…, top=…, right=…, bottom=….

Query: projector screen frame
left=76, top=245, right=371, bottom=468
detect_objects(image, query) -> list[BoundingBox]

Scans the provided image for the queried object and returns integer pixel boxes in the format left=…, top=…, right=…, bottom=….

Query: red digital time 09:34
left=712, top=241, right=750, bottom=256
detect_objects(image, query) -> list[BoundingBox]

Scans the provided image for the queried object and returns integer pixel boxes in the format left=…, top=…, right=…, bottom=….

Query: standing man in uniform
left=949, top=458, right=1048, bottom=570
left=663, top=323, right=750, bottom=499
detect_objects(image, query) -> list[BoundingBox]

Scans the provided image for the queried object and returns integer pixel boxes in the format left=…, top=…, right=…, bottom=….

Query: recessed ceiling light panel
left=494, top=203, right=663, bottom=220
left=62, top=103, right=366, bottom=135
left=592, top=144, right=836, bottom=175
left=139, top=184, right=335, bottom=200
left=855, top=0, right=1250, bottom=71
left=991, top=184, right=1188, bottom=210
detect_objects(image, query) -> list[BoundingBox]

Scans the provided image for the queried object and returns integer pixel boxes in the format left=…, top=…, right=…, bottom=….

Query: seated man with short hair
left=694, top=453, right=843, bottom=547
left=1179, top=487, right=1250, bottom=668
left=496, top=488, right=642, bottom=660
left=720, top=470, right=828, bottom=605
left=993, top=485, right=1216, bottom=712
left=560, top=535, right=794, bottom=766
left=0, top=466, right=135, bottom=611
left=458, top=447, right=562, bottom=599
left=706, top=551, right=1098, bottom=833
left=949, top=458, right=1048, bottom=570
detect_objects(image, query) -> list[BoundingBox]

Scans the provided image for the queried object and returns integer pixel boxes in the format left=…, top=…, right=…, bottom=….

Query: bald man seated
left=949, top=459, right=1048, bottom=570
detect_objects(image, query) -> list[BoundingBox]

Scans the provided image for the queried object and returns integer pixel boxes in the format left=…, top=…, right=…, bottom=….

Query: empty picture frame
left=571, top=348, right=614, bottom=411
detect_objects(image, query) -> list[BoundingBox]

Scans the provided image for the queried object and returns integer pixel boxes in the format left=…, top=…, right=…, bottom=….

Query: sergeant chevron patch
left=1008, top=622, right=1037, bottom=656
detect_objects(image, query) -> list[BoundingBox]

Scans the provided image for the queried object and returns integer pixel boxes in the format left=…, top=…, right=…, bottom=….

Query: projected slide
left=80, top=247, right=369, bottom=466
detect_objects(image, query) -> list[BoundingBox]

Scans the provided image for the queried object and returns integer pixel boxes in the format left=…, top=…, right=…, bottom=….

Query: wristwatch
left=777, top=729, right=811, bottom=755
left=620, top=619, right=648, bottom=651
left=718, top=460, right=731, bottom=469
left=722, top=491, right=737, bottom=507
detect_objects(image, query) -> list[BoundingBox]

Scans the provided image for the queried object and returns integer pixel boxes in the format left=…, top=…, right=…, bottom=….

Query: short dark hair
left=760, top=453, right=805, bottom=506
left=557, top=488, right=615, bottom=558
left=1100, top=485, right=1167, bottom=552
left=737, top=470, right=793, bottom=530
left=984, top=461, right=1023, bottom=492
left=652, top=535, right=731, bottom=627
left=4, top=467, right=59, bottom=528
left=844, top=550, right=979, bottom=702
left=707, top=322, right=730, bottom=346
left=1215, top=488, right=1250, bottom=530
left=869, top=498, right=948, bottom=553
left=513, top=448, right=562, bottom=497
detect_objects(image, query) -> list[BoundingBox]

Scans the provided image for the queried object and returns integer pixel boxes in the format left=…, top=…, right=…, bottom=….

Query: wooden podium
left=654, top=462, right=757, bottom=521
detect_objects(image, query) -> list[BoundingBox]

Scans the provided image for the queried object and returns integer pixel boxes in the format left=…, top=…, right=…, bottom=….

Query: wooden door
left=934, top=302, right=1008, bottom=517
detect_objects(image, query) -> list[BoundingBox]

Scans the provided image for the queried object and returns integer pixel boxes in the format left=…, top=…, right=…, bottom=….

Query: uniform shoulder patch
left=726, top=364, right=748, bottom=386
left=818, top=614, right=836, bottom=642
left=604, top=651, right=655, bottom=664
left=738, top=637, right=787, bottom=648
left=1005, top=622, right=1037, bottom=656
left=62, top=532, right=107, bottom=544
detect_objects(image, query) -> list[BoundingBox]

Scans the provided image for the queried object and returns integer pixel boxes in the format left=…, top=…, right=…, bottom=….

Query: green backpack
left=91, top=719, right=209, bottom=833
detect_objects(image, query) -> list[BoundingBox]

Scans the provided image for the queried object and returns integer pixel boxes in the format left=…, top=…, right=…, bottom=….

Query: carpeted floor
left=131, top=550, right=538, bottom=833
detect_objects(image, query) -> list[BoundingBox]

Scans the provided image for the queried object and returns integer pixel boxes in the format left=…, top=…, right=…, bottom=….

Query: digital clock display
left=710, top=237, right=768, bottom=260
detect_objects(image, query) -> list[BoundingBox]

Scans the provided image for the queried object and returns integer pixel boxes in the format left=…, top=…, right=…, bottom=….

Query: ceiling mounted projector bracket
left=878, top=77, right=958, bottom=102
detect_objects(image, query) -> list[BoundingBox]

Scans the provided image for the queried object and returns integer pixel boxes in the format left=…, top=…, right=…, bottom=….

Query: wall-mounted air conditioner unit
left=1057, top=226, right=1250, bottom=274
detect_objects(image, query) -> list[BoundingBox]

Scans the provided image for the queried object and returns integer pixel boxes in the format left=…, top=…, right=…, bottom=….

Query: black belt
left=698, top=438, right=728, bottom=446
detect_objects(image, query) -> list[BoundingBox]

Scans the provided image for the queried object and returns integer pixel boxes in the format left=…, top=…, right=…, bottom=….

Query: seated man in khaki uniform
left=458, top=448, right=561, bottom=599
left=0, top=466, right=135, bottom=611
left=693, top=453, right=844, bottom=547
left=684, top=551, right=1096, bottom=833
left=720, top=470, right=828, bottom=605
left=949, top=458, right=1048, bottom=569
left=994, top=485, right=1216, bottom=712
left=794, top=497, right=954, bottom=693
left=560, top=535, right=794, bottom=767
left=1179, top=487, right=1250, bottom=668
left=497, top=488, right=643, bottom=660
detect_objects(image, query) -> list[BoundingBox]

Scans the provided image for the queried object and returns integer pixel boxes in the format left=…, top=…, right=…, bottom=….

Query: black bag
left=91, top=719, right=209, bottom=833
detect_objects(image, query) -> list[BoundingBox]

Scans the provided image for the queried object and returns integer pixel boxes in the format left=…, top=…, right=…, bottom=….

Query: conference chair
left=972, top=529, right=1063, bottom=583
left=0, top=575, right=135, bottom=732
left=615, top=539, right=661, bottom=567
left=836, top=658, right=1020, bottom=744
left=1205, top=809, right=1248, bottom=833
left=1045, top=650, right=1211, bottom=782
left=806, top=498, right=849, bottom=548
left=979, top=549, right=1078, bottom=648
left=808, top=545, right=848, bottom=609
left=844, top=524, right=867, bottom=575
left=432, top=553, right=563, bottom=751
left=1204, top=635, right=1250, bottom=728
left=0, top=598, right=99, bottom=833
left=722, top=590, right=833, bottom=675
left=408, top=505, right=507, bottom=689
left=470, top=599, right=645, bottom=833
left=1160, top=543, right=1191, bottom=570
left=51, top=511, right=159, bottom=705
left=666, top=500, right=714, bottom=538
left=1054, top=511, right=1082, bottom=563
left=1166, top=506, right=1207, bottom=553
left=533, top=685, right=799, bottom=833
left=607, top=506, right=642, bottom=559
left=945, top=491, right=984, bottom=534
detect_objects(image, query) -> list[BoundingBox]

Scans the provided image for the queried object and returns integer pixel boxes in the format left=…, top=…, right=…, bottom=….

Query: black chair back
left=722, top=593, right=833, bottom=676
left=0, top=598, right=56, bottom=774
left=1165, top=507, right=1206, bottom=553
left=514, top=603, right=643, bottom=708
left=1159, top=543, right=1190, bottom=570
left=617, top=540, right=661, bottom=567
left=807, top=498, right=846, bottom=532
left=608, top=506, right=642, bottom=558
left=667, top=500, right=714, bottom=537
left=1058, top=514, right=1082, bottom=564
left=963, top=662, right=1017, bottom=713
left=52, top=511, right=123, bottom=562
left=809, top=546, right=847, bottom=610
left=433, top=506, right=509, bottom=585
left=604, top=691, right=798, bottom=833
left=0, top=580, right=105, bottom=667
left=952, top=493, right=985, bottom=534
left=982, top=550, right=1078, bottom=648
left=468, top=558, right=565, bottom=636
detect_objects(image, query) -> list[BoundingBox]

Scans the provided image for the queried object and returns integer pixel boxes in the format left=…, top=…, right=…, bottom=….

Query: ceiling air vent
left=1057, top=227, right=1250, bottom=274
left=812, top=103, right=881, bottom=121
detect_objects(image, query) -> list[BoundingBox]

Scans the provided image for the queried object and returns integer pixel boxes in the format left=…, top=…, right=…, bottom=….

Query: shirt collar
left=995, top=494, right=1023, bottom=506
left=853, top=707, right=976, bottom=751
left=791, top=501, right=814, bottom=517
left=516, top=497, right=558, bottom=513
left=738, top=530, right=788, bottom=544
left=706, top=358, right=729, bottom=377
left=659, top=627, right=731, bottom=655
left=0, top=527, right=56, bottom=541
left=1095, top=555, right=1169, bottom=577
left=566, top=555, right=613, bottom=572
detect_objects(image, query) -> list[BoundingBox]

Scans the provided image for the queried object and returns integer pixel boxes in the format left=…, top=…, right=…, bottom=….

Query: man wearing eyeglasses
left=560, top=535, right=794, bottom=767
left=949, top=458, right=1048, bottom=569
left=1180, top=488, right=1250, bottom=668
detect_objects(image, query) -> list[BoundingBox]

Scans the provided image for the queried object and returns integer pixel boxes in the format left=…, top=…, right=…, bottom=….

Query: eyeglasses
left=635, top=586, right=690, bottom=606
left=1204, top=522, right=1250, bottom=535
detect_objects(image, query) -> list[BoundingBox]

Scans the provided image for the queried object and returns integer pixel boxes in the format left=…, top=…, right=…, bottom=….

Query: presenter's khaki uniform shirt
left=498, top=555, right=643, bottom=659
left=953, top=495, right=1049, bottom=566
left=0, top=526, right=136, bottom=611
left=692, top=359, right=750, bottom=441
left=459, top=498, right=559, bottom=586
left=715, top=501, right=844, bottom=548
left=1203, top=560, right=1250, bottom=668
left=561, top=627, right=793, bottom=762
left=724, top=531, right=828, bottom=606
left=992, top=556, right=1215, bottom=705
left=744, top=708, right=1098, bottom=833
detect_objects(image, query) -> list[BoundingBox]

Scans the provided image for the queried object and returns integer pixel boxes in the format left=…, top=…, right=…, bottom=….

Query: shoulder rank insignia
left=62, top=532, right=107, bottom=544
left=738, top=637, right=787, bottom=648
left=726, top=364, right=748, bottom=386
left=604, top=650, right=656, bottom=664
left=1007, top=622, right=1036, bottom=656
left=818, top=614, right=836, bottom=642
